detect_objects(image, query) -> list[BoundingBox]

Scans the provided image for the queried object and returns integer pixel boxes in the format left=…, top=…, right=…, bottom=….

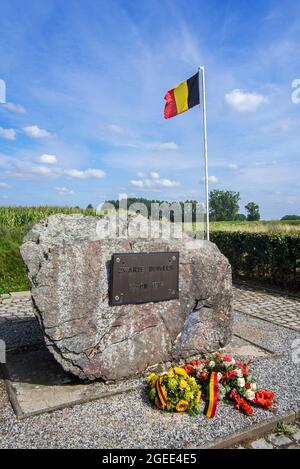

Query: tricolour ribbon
left=155, top=376, right=168, bottom=409
left=204, top=371, right=218, bottom=418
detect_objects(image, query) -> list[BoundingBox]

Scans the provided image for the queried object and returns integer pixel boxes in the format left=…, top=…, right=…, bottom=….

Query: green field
left=0, top=206, right=299, bottom=294
left=209, top=219, right=300, bottom=233
left=0, top=205, right=97, bottom=227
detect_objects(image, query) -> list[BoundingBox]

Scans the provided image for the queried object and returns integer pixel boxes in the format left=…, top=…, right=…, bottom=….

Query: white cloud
left=0, top=182, right=9, bottom=188
left=23, top=125, right=53, bottom=138
left=131, top=171, right=180, bottom=190
left=39, top=154, right=58, bottom=165
left=203, top=175, right=219, bottom=184
left=30, top=165, right=55, bottom=176
left=131, top=180, right=144, bottom=188
left=159, top=178, right=180, bottom=188
left=106, top=124, right=124, bottom=134
left=64, top=168, right=106, bottom=179
left=225, top=89, right=268, bottom=112
left=55, top=187, right=75, bottom=196
left=3, top=102, right=26, bottom=113
left=0, top=127, right=16, bottom=140
left=151, top=142, right=179, bottom=151
left=137, top=171, right=145, bottom=178
left=228, top=163, right=238, bottom=170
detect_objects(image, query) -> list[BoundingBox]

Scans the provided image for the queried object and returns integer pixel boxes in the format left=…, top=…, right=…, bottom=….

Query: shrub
left=210, top=231, right=300, bottom=288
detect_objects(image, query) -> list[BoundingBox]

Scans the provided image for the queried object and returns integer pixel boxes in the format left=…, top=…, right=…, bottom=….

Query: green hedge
left=210, top=231, right=300, bottom=288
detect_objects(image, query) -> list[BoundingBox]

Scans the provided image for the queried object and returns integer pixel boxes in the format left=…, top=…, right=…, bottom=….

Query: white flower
left=244, top=390, right=256, bottom=401
left=195, top=364, right=204, bottom=372
left=236, top=369, right=243, bottom=378
left=208, top=361, right=215, bottom=368
left=218, top=383, right=226, bottom=400
left=237, top=378, right=245, bottom=388
left=224, top=361, right=232, bottom=368
left=251, top=382, right=257, bottom=391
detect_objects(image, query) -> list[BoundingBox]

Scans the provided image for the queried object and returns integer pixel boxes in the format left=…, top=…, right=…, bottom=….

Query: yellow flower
left=168, top=377, right=178, bottom=392
left=147, top=372, right=156, bottom=384
left=173, top=367, right=187, bottom=376
left=179, top=379, right=187, bottom=390
left=167, top=370, right=175, bottom=378
left=176, top=400, right=189, bottom=412
left=149, top=387, right=156, bottom=401
left=196, top=390, right=202, bottom=403
left=184, top=390, right=193, bottom=401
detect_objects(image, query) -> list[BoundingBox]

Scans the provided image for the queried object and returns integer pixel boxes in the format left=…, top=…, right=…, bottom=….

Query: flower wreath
left=146, top=353, right=275, bottom=418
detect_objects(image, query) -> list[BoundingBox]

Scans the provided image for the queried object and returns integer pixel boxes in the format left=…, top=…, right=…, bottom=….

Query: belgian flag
left=164, top=72, right=200, bottom=119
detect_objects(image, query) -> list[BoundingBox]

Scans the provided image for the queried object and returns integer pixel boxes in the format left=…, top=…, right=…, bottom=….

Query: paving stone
left=268, top=434, right=292, bottom=446
left=292, top=429, right=300, bottom=441
left=10, top=291, right=31, bottom=299
left=287, top=445, right=300, bottom=449
left=0, top=294, right=11, bottom=299
left=250, top=439, right=273, bottom=449
left=233, top=285, right=300, bottom=332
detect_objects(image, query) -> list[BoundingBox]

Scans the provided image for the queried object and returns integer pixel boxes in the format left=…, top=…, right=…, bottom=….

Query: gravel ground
left=0, top=311, right=299, bottom=449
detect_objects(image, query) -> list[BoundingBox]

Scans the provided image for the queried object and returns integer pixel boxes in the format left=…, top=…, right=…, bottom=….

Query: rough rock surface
left=20, top=214, right=232, bottom=381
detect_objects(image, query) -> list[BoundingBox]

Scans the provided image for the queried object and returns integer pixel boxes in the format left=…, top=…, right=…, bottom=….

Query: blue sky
left=0, top=0, right=299, bottom=218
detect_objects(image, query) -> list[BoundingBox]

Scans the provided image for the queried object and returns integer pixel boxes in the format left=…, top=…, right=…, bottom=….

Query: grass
left=0, top=224, right=30, bottom=294
left=276, top=422, right=295, bottom=437
left=185, top=220, right=300, bottom=234
left=0, top=206, right=299, bottom=294
left=209, top=220, right=300, bottom=234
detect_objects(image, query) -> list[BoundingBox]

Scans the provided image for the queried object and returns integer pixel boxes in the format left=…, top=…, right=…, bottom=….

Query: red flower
left=223, top=355, right=233, bottom=362
left=182, top=365, right=194, bottom=374
left=253, top=390, right=275, bottom=408
left=258, top=390, right=274, bottom=400
left=245, top=383, right=251, bottom=389
left=230, top=390, right=253, bottom=415
left=227, top=370, right=238, bottom=378
left=241, top=367, right=248, bottom=376
left=200, top=371, right=209, bottom=381
left=254, top=396, right=272, bottom=407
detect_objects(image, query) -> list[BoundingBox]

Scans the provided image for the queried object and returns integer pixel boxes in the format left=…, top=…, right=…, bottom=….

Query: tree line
left=96, top=191, right=261, bottom=222
left=85, top=191, right=299, bottom=222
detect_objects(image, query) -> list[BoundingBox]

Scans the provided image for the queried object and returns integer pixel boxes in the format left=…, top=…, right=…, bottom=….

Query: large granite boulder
left=20, top=214, right=232, bottom=381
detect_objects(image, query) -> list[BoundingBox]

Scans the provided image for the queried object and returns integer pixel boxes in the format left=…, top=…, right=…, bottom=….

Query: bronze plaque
left=110, top=252, right=179, bottom=305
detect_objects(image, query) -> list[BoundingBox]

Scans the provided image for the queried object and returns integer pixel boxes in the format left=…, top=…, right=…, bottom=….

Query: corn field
left=0, top=206, right=300, bottom=233
left=0, top=206, right=97, bottom=227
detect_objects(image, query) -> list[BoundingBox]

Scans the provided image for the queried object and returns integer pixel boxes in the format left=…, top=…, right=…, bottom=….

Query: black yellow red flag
left=164, top=72, right=200, bottom=119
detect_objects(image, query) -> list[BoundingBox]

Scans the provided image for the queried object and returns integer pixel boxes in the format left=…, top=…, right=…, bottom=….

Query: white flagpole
left=199, top=65, right=209, bottom=240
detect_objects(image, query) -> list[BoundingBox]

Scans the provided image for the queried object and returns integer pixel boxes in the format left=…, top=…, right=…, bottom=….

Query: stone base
left=3, top=347, right=143, bottom=419
left=3, top=328, right=277, bottom=419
